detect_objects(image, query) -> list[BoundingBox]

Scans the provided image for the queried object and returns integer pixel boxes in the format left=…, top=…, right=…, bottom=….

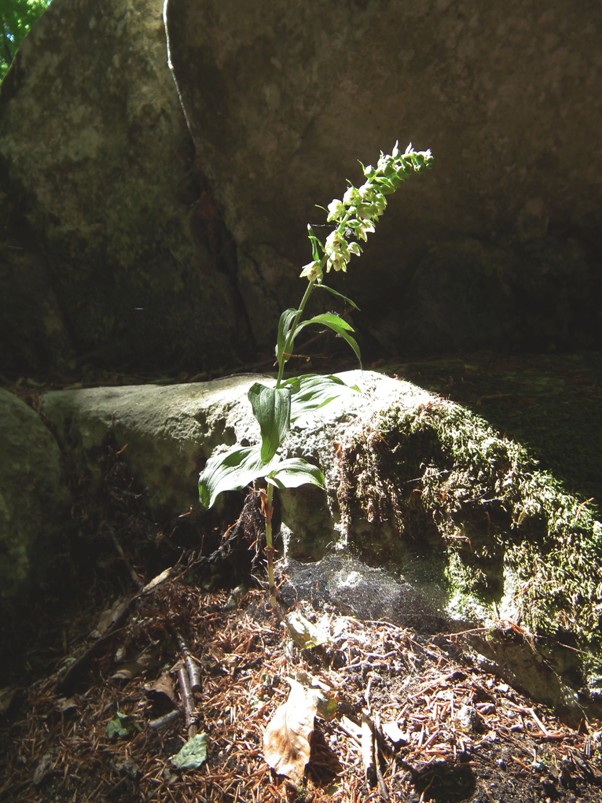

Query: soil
left=1, top=350, right=601, bottom=801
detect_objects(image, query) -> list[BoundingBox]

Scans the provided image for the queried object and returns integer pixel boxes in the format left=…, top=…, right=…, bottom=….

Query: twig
left=338, top=715, right=363, bottom=744
left=361, top=709, right=377, bottom=787
left=529, top=708, right=550, bottom=737
left=174, top=629, right=202, bottom=691
left=108, top=528, right=145, bottom=590
left=373, top=712, right=391, bottom=801
left=149, top=709, right=181, bottom=730
left=177, top=663, right=197, bottom=736
left=56, top=568, right=173, bottom=695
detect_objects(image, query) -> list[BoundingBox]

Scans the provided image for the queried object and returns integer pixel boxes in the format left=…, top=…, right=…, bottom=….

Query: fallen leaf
left=224, top=584, right=247, bottom=609
left=263, top=677, right=319, bottom=785
left=170, top=732, right=208, bottom=769
left=284, top=611, right=330, bottom=649
left=111, top=646, right=158, bottom=682
left=55, top=696, right=78, bottom=716
left=294, top=671, right=338, bottom=719
left=144, top=672, right=177, bottom=707
left=381, top=720, right=410, bottom=747
left=94, top=597, right=130, bottom=637
left=142, top=567, right=172, bottom=593
left=32, top=751, right=55, bottom=786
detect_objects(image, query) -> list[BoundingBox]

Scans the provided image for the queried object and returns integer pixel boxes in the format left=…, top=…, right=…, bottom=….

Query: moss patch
left=337, top=394, right=602, bottom=679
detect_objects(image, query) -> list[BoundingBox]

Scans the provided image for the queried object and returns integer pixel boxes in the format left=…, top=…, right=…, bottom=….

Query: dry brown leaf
left=144, top=672, right=177, bottom=707
left=263, top=677, right=319, bottom=785
left=93, top=597, right=130, bottom=637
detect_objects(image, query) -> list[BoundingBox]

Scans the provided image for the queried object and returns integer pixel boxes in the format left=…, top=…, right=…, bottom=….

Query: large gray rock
left=0, top=389, right=70, bottom=602
left=2, top=1, right=600, bottom=374
left=41, top=370, right=431, bottom=517
left=41, top=371, right=602, bottom=711
left=0, top=0, right=242, bottom=374
left=165, top=0, right=602, bottom=354
left=42, top=374, right=267, bottom=517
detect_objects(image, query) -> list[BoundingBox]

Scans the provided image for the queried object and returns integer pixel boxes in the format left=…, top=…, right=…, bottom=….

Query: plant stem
left=266, top=277, right=317, bottom=606
left=264, top=483, right=277, bottom=607
left=275, top=279, right=316, bottom=387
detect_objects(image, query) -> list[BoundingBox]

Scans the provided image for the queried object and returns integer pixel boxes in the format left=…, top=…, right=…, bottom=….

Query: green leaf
left=248, top=383, right=291, bottom=463
left=106, top=711, right=141, bottom=740
left=266, top=458, right=325, bottom=490
left=199, top=446, right=325, bottom=508
left=276, top=307, right=299, bottom=365
left=300, top=312, right=354, bottom=332
left=170, top=733, right=208, bottom=770
left=283, top=374, right=360, bottom=421
left=298, top=313, right=362, bottom=365
left=199, top=445, right=266, bottom=508
left=307, top=224, right=324, bottom=263
left=314, top=282, right=360, bottom=311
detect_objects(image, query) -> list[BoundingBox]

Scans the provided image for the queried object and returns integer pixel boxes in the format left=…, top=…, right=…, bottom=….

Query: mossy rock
left=335, top=391, right=602, bottom=692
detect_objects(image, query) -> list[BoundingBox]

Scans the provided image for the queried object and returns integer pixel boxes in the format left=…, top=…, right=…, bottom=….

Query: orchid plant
left=199, top=143, right=433, bottom=605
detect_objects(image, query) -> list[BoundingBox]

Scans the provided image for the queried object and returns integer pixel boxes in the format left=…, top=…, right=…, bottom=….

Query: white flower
left=355, top=220, right=375, bottom=242
left=358, top=182, right=374, bottom=201
left=327, top=199, right=344, bottom=222
left=373, top=193, right=387, bottom=215
left=300, top=260, right=323, bottom=282
left=343, top=186, right=356, bottom=205
left=324, top=230, right=351, bottom=273
left=327, top=252, right=348, bottom=272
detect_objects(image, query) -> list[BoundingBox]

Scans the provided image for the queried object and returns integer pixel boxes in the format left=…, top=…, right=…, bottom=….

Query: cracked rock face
left=0, top=389, right=70, bottom=603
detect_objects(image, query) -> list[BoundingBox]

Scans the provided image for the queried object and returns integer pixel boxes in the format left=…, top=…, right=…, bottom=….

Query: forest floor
left=1, top=575, right=602, bottom=803
left=1, top=350, right=602, bottom=802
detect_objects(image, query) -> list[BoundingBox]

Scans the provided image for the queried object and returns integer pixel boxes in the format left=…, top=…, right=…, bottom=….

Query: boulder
left=0, top=0, right=243, bottom=374
left=41, top=369, right=602, bottom=711
left=42, top=375, right=266, bottom=517
left=2, top=1, right=600, bottom=374
left=0, top=389, right=70, bottom=602
left=165, top=0, right=602, bottom=354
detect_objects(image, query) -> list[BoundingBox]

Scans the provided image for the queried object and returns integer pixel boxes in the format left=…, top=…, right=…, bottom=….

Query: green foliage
left=198, top=444, right=325, bottom=510
left=199, top=142, right=432, bottom=513
left=285, top=374, right=360, bottom=422
left=106, top=711, right=141, bottom=740
left=248, top=383, right=291, bottom=463
left=170, top=733, right=208, bottom=770
left=1, top=0, right=52, bottom=81
left=198, top=143, right=432, bottom=603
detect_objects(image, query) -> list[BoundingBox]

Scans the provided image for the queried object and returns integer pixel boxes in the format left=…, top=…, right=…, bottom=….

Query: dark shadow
left=383, top=351, right=602, bottom=510
left=307, top=725, right=343, bottom=785
left=411, top=758, right=476, bottom=802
